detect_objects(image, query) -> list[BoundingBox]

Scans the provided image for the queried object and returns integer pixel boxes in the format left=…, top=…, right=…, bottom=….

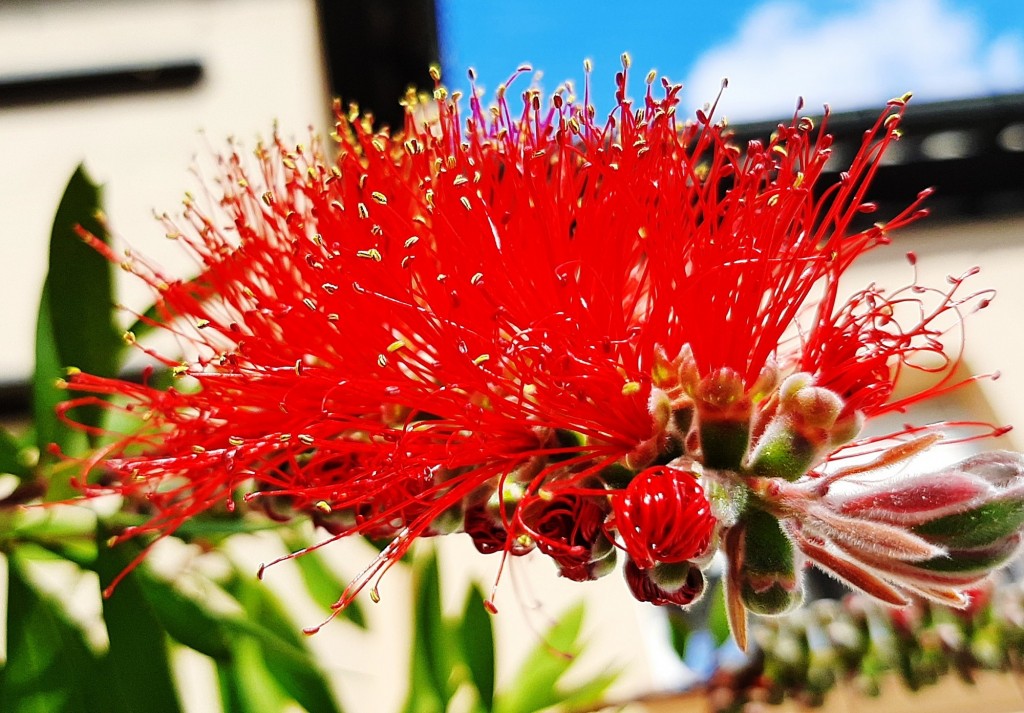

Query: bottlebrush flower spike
left=60, top=58, right=1019, bottom=643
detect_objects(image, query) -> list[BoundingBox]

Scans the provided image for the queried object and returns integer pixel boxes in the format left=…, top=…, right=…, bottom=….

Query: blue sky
left=438, top=0, right=1024, bottom=121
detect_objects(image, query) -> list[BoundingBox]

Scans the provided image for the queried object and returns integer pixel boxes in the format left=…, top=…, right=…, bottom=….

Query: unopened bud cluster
left=707, top=580, right=1024, bottom=711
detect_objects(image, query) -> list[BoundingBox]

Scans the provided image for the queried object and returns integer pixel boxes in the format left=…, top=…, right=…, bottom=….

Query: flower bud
left=519, top=489, right=610, bottom=582
left=610, top=465, right=715, bottom=569
left=832, top=451, right=1024, bottom=551
left=749, top=375, right=847, bottom=481
left=695, top=368, right=752, bottom=470
left=624, top=557, right=706, bottom=607
left=735, top=508, right=803, bottom=615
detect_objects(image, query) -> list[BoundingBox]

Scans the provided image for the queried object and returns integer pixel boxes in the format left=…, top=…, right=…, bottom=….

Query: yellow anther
left=357, top=248, right=382, bottom=261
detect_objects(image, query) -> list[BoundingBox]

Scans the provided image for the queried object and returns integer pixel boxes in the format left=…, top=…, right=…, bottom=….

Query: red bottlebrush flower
left=60, top=59, right=1018, bottom=637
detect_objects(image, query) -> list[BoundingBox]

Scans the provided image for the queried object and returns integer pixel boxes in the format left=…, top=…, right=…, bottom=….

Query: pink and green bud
left=831, top=451, right=1024, bottom=551
left=749, top=375, right=848, bottom=481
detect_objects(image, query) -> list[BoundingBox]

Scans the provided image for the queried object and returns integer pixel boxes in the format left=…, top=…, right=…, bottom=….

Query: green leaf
left=94, top=524, right=184, bottom=713
left=33, top=291, right=79, bottom=479
left=0, top=428, right=32, bottom=479
left=217, top=636, right=289, bottom=713
left=494, top=603, right=586, bottom=713
left=134, top=570, right=233, bottom=660
left=403, top=548, right=456, bottom=713
left=556, top=669, right=618, bottom=711
left=707, top=579, right=732, bottom=649
left=459, top=584, right=495, bottom=713
left=34, top=165, right=120, bottom=488
left=44, top=165, right=121, bottom=381
left=216, top=660, right=247, bottom=713
left=106, top=511, right=284, bottom=541
left=665, top=609, right=692, bottom=661
left=228, top=575, right=345, bottom=713
left=278, top=529, right=367, bottom=628
left=0, top=554, right=124, bottom=713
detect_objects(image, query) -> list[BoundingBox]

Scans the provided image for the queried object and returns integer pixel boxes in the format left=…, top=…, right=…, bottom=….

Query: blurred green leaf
left=0, top=428, right=32, bottom=480
left=708, top=580, right=731, bottom=649
left=403, top=548, right=456, bottom=713
left=0, top=554, right=126, bottom=713
left=34, top=165, right=121, bottom=493
left=134, top=570, right=233, bottom=660
left=107, top=511, right=284, bottom=541
left=278, top=530, right=366, bottom=629
left=666, top=609, right=692, bottom=662
left=459, top=584, right=495, bottom=713
left=494, top=603, right=588, bottom=713
left=33, top=293, right=79, bottom=481
left=217, top=635, right=289, bottom=713
left=44, top=165, right=121, bottom=383
left=555, top=669, right=618, bottom=711
left=95, top=524, right=183, bottom=713
left=228, top=575, right=345, bottom=713
left=216, top=660, right=247, bottom=713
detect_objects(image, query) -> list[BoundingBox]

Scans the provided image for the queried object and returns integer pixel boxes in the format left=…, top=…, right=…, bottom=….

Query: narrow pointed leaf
left=94, top=525, right=183, bottom=713
left=405, top=548, right=456, bottom=711
left=494, top=603, right=586, bottom=713
left=0, top=428, right=31, bottom=479
left=707, top=579, right=732, bottom=648
left=228, top=575, right=344, bottom=713
left=557, top=670, right=618, bottom=711
left=459, top=584, right=495, bottom=712
left=34, top=165, right=119, bottom=493
left=134, top=570, right=233, bottom=660
left=44, top=165, right=121, bottom=382
left=219, top=635, right=289, bottom=713
left=0, top=554, right=126, bottom=713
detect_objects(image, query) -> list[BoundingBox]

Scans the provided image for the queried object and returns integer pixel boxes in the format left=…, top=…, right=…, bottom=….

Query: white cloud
left=683, top=0, right=1024, bottom=121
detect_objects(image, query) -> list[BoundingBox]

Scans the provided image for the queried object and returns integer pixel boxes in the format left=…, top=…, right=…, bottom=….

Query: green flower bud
left=695, top=368, right=752, bottom=470
left=737, top=508, right=803, bottom=616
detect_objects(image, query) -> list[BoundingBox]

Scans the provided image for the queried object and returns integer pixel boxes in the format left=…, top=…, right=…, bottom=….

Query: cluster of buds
left=706, top=579, right=1024, bottom=711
